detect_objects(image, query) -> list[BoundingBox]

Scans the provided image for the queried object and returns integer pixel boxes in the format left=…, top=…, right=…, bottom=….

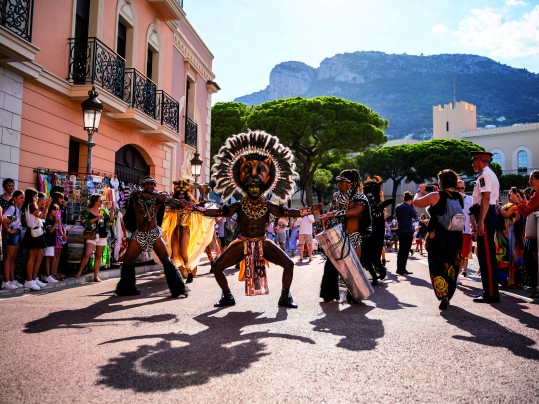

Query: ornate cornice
left=173, top=32, right=215, bottom=82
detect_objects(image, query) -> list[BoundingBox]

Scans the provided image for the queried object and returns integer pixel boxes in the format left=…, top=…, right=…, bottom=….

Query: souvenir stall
left=36, top=169, right=120, bottom=272
left=35, top=168, right=154, bottom=272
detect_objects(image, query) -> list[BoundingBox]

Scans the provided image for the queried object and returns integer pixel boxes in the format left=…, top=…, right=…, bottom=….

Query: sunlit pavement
left=0, top=249, right=537, bottom=403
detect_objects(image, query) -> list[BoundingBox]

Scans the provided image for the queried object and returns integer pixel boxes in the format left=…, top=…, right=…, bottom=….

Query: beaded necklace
left=137, top=194, right=158, bottom=222
left=241, top=196, right=268, bottom=220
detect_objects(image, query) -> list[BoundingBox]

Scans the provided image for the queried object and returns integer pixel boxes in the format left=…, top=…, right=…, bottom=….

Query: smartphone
left=511, top=187, right=517, bottom=194
left=425, top=185, right=434, bottom=192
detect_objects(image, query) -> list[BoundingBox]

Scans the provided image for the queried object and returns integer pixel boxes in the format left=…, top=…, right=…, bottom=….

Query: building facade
left=0, top=0, right=218, bottom=192
left=433, top=101, right=538, bottom=176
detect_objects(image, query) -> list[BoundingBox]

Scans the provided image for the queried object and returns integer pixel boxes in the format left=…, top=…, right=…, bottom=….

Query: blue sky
left=185, top=0, right=539, bottom=103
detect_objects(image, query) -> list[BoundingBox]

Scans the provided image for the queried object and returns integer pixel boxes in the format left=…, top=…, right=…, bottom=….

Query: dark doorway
left=73, top=0, right=91, bottom=84
left=115, top=145, right=150, bottom=183
left=68, top=139, right=80, bottom=173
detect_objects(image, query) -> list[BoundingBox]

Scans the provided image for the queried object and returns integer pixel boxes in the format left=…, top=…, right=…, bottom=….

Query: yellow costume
left=161, top=179, right=216, bottom=279
left=162, top=207, right=215, bottom=278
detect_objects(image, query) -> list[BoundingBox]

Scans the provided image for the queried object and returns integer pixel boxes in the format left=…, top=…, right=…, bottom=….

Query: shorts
left=44, top=246, right=55, bottom=257
left=86, top=235, right=108, bottom=247
left=6, top=230, right=21, bottom=246
left=298, top=233, right=313, bottom=244
left=275, top=232, right=287, bottom=243
left=461, top=233, right=472, bottom=258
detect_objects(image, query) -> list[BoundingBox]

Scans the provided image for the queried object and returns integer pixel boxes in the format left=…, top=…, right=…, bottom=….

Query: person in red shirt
left=509, top=170, right=539, bottom=298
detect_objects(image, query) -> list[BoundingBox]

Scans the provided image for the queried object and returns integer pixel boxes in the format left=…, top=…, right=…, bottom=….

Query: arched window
left=492, top=153, right=501, bottom=167
left=517, top=150, right=528, bottom=175
left=146, top=21, right=161, bottom=86
left=116, top=0, right=136, bottom=67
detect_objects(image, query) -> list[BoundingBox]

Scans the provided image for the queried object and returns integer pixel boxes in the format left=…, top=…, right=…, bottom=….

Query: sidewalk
left=0, top=263, right=163, bottom=298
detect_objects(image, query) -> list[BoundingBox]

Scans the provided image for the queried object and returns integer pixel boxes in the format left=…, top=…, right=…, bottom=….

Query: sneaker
left=2, top=281, right=17, bottom=290
left=13, top=280, right=24, bottom=288
left=46, top=275, right=58, bottom=284
left=34, top=278, right=47, bottom=288
left=24, top=280, right=40, bottom=291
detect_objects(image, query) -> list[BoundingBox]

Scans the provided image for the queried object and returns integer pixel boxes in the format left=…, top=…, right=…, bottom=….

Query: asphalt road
left=0, top=250, right=538, bottom=403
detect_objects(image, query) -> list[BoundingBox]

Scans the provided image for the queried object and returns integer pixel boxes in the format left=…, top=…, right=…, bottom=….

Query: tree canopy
left=210, top=102, right=250, bottom=165
left=356, top=139, right=483, bottom=213
left=247, top=96, right=388, bottom=205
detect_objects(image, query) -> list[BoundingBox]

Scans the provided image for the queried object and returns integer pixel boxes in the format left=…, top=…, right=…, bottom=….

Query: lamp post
left=81, top=86, right=103, bottom=176
left=190, top=150, right=202, bottom=199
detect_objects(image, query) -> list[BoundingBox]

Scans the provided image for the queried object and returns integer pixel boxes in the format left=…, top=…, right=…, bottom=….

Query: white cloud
left=432, top=24, right=449, bottom=34
left=454, top=6, right=539, bottom=59
left=505, top=0, right=527, bottom=6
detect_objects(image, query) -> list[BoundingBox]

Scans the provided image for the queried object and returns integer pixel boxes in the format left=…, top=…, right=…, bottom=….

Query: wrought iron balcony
left=0, top=0, right=33, bottom=42
left=185, top=116, right=197, bottom=148
left=156, top=90, right=179, bottom=131
left=124, top=68, right=156, bottom=119
left=68, top=37, right=125, bottom=100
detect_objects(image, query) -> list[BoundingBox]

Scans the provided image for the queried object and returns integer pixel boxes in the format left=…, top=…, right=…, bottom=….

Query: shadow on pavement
left=96, top=309, right=315, bottom=392
left=441, top=305, right=539, bottom=360
left=310, top=303, right=384, bottom=351
left=23, top=279, right=180, bottom=334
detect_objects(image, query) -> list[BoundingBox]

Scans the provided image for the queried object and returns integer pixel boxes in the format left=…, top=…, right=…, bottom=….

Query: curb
left=0, top=263, right=162, bottom=299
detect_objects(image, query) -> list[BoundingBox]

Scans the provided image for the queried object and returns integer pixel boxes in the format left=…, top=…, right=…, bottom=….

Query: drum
left=316, top=224, right=374, bottom=300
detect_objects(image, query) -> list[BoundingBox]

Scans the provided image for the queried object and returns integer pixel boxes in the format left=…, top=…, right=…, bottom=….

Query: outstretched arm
left=181, top=200, right=240, bottom=218
left=269, top=202, right=324, bottom=218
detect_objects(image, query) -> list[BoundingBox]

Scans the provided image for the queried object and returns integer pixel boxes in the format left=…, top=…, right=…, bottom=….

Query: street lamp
left=190, top=150, right=202, bottom=198
left=81, top=86, right=103, bottom=176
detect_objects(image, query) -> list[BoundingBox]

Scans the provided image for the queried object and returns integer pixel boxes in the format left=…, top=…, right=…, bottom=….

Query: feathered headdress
left=212, top=130, right=299, bottom=202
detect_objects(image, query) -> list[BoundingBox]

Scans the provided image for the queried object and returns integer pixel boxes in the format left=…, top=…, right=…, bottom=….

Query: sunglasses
left=457, top=187, right=465, bottom=190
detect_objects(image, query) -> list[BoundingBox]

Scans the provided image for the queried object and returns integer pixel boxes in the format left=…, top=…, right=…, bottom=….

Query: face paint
left=238, top=156, right=272, bottom=198
left=173, top=180, right=190, bottom=199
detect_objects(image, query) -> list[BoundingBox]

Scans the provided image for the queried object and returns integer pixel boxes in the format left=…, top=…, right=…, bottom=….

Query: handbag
left=82, top=229, right=97, bottom=240
left=30, top=225, right=44, bottom=238
left=26, top=205, right=44, bottom=237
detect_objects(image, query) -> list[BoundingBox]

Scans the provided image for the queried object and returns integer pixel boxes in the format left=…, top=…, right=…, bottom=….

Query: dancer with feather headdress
left=182, top=130, right=323, bottom=308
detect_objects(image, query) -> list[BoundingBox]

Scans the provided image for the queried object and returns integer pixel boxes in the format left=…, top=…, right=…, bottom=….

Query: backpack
left=437, top=192, right=465, bottom=231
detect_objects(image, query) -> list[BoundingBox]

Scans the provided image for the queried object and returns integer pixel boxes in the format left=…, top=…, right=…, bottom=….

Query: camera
left=425, top=184, right=434, bottom=192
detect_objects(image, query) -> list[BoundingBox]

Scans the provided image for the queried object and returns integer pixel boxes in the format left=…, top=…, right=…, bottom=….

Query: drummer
left=318, top=169, right=372, bottom=303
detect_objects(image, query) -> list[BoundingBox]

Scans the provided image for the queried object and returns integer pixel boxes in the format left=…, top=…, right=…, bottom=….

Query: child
left=43, top=204, right=60, bottom=283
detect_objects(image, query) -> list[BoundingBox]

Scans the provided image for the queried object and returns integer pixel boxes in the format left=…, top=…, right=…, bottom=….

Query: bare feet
left=74, top=271, right=82, bottom=278
left=93, top=277, right=102, bottom=282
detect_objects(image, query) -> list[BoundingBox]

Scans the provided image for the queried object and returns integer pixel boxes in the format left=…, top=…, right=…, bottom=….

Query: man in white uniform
left=470, top=151, right=500, bottom=303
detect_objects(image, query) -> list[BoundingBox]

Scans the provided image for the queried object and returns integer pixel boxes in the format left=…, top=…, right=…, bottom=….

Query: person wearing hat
left=114, top=176, right=188, bottom=298
left=470, top=151, right=500, bottom=303
left=318, top=169, right=372, bottom=303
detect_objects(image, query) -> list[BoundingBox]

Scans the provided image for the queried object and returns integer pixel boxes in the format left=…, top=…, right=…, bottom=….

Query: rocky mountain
left=235, top=51, right=539, bottom=139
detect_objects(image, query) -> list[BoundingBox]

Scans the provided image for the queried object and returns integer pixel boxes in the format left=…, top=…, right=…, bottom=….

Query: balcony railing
left=156, top=90, right=179, bottom=131
left=68, top=37, right=181, bottom=133
left=68, top=37, right=125, bottom=99
left=124, top=68, right=156, bottom=119
left=0, top=0, right=33, bottom=42
left=185, top=117, right=197, bottom=148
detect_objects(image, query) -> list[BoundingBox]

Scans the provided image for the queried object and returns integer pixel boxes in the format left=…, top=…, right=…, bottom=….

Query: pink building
left=0, top=0, right=218, bottom=192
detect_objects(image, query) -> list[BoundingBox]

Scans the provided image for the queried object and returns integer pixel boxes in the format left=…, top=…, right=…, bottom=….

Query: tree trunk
left=390, top=178, right=403, bottom=215
left=303, top=160, right=313, bottom=206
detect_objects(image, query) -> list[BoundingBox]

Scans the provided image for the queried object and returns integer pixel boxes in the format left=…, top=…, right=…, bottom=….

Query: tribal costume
left=161, top=179, right=215, bottom=280
left=132, top=227, right=162, bottom=253
left=320, top=169, right=372, bottom=303
left=188, top=130, right=322, bottom=308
